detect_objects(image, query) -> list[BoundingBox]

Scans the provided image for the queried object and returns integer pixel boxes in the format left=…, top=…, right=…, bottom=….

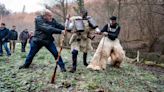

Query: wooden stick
left=51, top=29, right=66, bottom=84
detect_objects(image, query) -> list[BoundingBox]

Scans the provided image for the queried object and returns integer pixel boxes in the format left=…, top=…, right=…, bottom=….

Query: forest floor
left=0, top=44, right=164, bottom=92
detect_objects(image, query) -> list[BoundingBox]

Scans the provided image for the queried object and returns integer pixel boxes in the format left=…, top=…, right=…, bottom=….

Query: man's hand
left=95, top=28, right=101, bottom=35
left=61, top=30, right=66, bottom=35
left=103, top=32, right=108, bottom=36
left=95, top=31, right=101, bottom=34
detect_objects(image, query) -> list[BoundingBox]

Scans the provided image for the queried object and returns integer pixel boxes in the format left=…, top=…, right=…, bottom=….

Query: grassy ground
left=0, top=43, right=164, bottom=92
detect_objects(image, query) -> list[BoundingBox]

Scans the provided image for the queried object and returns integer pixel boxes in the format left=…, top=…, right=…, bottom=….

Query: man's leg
left=83, top=52, right=88, bottom=66
left=9, top=41, right=12, bottom=51
left=13, top=41, right=16, bottom=53
left=70, top=49, right=78, bottom=73
left=3, top=42, right=11, bottom=56
left=24, top=41, right=27, bottom=52
left=21, top=42, right=24, bottom=52
left=45, top=42, right=66, bottom=72
left=0, top=42, right=3, bottom=56
left=19, top=41, right=42, bottom=69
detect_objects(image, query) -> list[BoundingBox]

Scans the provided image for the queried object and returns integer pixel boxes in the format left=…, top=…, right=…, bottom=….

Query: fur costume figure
left=87, top=37, right=125, bottom=70
left=87, top=16, right=125, bottom=70
left=65, top=9, right=100, bottom=73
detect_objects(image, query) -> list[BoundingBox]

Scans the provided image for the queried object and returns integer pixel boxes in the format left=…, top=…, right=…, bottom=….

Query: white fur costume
left=65, top=16, right=100, bottom=52
left=87, top=36, right=125, bottom=70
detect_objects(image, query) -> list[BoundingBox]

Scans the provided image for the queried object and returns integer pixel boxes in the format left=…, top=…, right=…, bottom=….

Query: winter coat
left=19, top=30, right=29, bottom=43
left=0, top=27, right=10, bottom=42
left=9, top=29, right=18, bottom=40
left=32, top=16, right=64, bottom=45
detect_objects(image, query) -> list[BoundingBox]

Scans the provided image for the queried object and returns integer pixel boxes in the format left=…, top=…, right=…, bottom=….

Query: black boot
left=69, top=58, right=77, bottom=73
left=83, top=52, right=88, bottom=66
left=19, top=64, right=29, bottom=69
left=61, top=68, right=67, bottom=72
left=70, top=61, right=77, bottom=73
left=69, top=50, right=78, bottom=73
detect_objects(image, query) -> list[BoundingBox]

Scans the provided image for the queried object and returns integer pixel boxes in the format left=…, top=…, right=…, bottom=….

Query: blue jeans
left=24, top=41, right=65, bottom=70
left=0, top=42, right=11, bottom=56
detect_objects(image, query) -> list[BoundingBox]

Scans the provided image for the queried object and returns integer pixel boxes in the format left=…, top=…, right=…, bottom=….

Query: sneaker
left=7, top=54, right=11, bottom=57
left=61, top=68, right=67, bottom=72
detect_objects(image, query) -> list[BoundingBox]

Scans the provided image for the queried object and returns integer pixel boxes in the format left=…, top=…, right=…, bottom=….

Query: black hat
left=110, top=16, right=117, bottom=20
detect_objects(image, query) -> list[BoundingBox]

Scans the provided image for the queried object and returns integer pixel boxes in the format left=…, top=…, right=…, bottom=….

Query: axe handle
left=51, top=29, right=66, bottom=84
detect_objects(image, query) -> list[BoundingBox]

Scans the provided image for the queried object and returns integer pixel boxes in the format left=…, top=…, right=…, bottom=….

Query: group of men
left=18, top=9, right=125, bottom=72
left=0, top=23, right=32, bottom=57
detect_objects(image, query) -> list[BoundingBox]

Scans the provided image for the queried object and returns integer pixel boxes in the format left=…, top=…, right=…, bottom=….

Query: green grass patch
left=0, top=43, right=163, bottom=92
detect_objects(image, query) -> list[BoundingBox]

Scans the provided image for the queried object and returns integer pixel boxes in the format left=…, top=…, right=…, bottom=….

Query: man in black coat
left=0, top=23, right=11, bottom=56
left=19, top=29, right=29, bottom=52
left=19, top=10, right=66, bottom=72
left=9, top=25, right=18, bottom=53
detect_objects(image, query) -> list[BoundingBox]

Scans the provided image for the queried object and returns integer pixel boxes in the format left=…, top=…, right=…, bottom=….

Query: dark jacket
left=101, top=23, right=120, bottom=40
left=19, top=30, right=29, bottom=43
left=33, top=16, right=65, bottom=44
left=0, top=27, right=10, bottom=42
left=9, top=29, right=18, bottom=40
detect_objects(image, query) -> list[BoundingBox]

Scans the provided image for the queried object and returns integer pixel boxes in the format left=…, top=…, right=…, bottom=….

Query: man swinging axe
left=19, top=10, right=67, bottom=72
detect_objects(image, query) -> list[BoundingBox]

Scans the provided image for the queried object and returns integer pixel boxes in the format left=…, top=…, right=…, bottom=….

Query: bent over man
left=19, top=10, right=66, bottom=72
left=87, top=16, right=125, bottom=70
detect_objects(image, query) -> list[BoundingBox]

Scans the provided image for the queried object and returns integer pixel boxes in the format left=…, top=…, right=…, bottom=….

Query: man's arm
left=19, top=32, right=23, bottom=41
left=35, top=17, right=63, bottom=34
left=101, top=24, right=108, bottom=32
left=53, top=19, right=65, bottom=30
left=3, top=29, right=10, bottom=42
left=16, top=31, right=18, bottom=40
left=115, top=26, right=121, bottom=36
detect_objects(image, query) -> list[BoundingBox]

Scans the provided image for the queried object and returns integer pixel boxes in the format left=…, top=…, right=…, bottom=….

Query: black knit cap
left=110, top=16, right=117, bottom=20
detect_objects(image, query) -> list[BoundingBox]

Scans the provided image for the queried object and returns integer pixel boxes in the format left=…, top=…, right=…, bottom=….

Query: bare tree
left=0, top=3, right=10, bottom=22
left=45, top=0, right=69, bottom=46
left=73, top=0, right=84, bottom=14
left=45, top=0, right=68, bottom=22
left=0, top=3, right=10, bottom=16
left=118, top=0, right=121, bottom=22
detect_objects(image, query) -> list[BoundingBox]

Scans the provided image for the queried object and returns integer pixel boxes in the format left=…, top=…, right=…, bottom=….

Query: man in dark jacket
left=19, top=10, right=66, bottom=72
left=19, top=29, right=29, bottom=52
left=0, top=23, right=11, bottom=56
left=9, top=25, right=18, bottom=53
